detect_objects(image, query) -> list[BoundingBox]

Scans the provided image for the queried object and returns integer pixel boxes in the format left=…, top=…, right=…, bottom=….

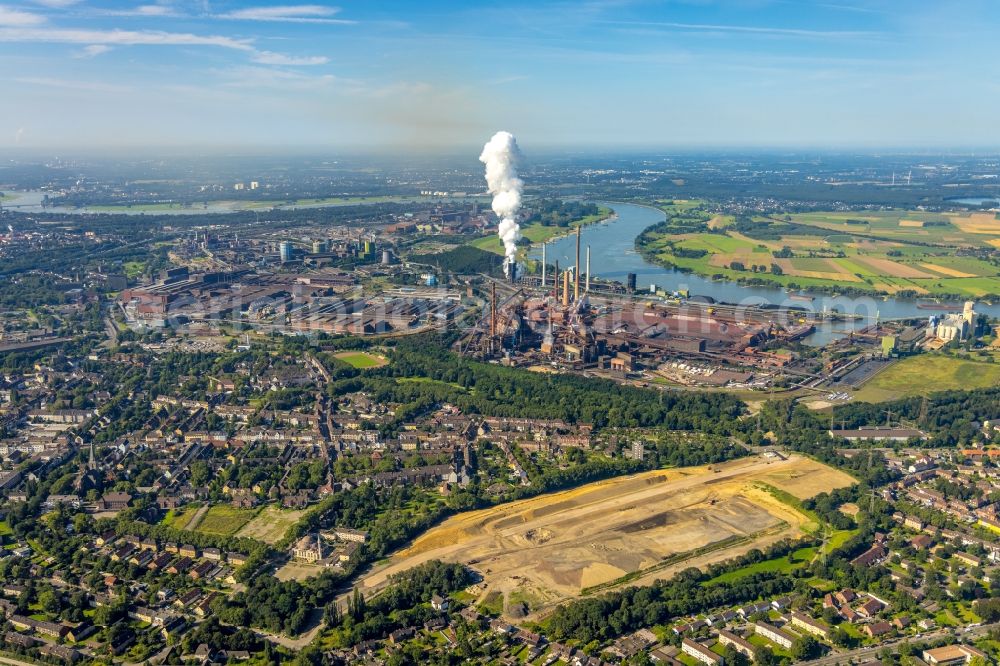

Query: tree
left=38, top=586, right=61, bottom=616
left=755, top=645, right=776, bottom=666
left=723, top=644, right=749, bottom=666
left=189, top=461, right=211, bottom=487
left=792, top=634, right=821, bottom=660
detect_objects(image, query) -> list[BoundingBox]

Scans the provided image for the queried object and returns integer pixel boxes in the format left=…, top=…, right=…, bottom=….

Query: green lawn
left=235, top=505, right=307, bottom=544
left=397, top=376, right=467, bottom=391
left=160, top=505, right=200, bottom=530
left=704, top=533, right=854, bottom=587
left=195, top=505, right=258, bottom=536
left=748, top=633, right=793, bottom=658
left=853, top=354, right=1000, bottom=402
left=477, top=590, right=505, bottom=616
left=123, top=261, right=146, bottom=279
left=334, top=351, right=388, bottom=369
left=706, top=548, right=813, bottom=584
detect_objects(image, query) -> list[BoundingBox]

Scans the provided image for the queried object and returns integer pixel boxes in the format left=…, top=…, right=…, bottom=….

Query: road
left=219, top=609, right=325, bottom=651
left=102, top=303, right=120, bottom=348
left=0, top=655, right=40, bottom=666
left=799, top=622, right=999, bottom=666
left=184, top=503, right=211, bottom=531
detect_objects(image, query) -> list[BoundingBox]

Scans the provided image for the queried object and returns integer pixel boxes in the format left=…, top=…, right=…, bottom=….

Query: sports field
left=640, top=208, right=1000, bottom=297
left=333, top=351, right=389, bottom=369
left=354, top=455, right=853, bottom=620
left=853, top=354, right=1000, bottom=402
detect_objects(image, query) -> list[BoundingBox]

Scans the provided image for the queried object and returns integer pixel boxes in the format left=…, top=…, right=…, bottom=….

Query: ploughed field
left=355, top=455, right=853, bottom=619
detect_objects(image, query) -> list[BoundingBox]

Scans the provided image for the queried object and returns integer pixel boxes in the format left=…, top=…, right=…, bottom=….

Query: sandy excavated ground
left=356, top=455, right=853, bottom=618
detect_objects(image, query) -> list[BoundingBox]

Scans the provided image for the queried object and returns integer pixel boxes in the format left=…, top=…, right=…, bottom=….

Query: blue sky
left=2, top=0, right=1000, bottom=151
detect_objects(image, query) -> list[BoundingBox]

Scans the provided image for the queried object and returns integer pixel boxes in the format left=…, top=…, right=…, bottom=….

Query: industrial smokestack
left=490, top=282, right=497, bottom=338
left=562, top=270, right=570, bottom=306
left=479, top=131, right=523, bottom=281
left=575, top=226, right=581, bottom=301
left=541, top=243, right=547, bottom=290
left=586, top=245, right=591, bottom=294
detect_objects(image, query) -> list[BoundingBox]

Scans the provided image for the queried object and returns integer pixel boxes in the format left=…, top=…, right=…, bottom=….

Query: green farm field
left=853, top=354, right=1000, bottom=402
left=639, top=207, right=1000, bottom=297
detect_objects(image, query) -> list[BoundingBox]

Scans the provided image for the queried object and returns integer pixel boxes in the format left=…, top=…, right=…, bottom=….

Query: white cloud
left=218, top=65, right=337, bottom=89
left=135, top=4, right=173, bottom=14
left=16, top=76, right=131, bottom=92
left=252, top=50, right=328, bottom=65
left=0, top=26, right=255, bottom=50
left=75, top=43, right=112, bottom=57
left=217, top=4, right=354, bottom=24
left=119, top=5, right=177, bottom=16
left=28, top=0, right=81, bottom=7
left=0, top=24, right=328, bottom=67
left=0, top=6, right=47, bottom=26
left=605, top=20, right=878, bottom=39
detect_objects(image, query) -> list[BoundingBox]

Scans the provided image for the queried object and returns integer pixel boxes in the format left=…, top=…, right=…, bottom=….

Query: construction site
left=354, top=454, right=855, bottom=620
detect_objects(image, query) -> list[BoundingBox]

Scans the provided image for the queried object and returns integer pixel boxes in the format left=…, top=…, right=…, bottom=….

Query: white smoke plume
left=479, top=131, right=523, bottom=276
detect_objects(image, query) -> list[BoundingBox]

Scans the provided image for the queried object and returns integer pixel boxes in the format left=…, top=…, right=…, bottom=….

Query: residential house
left=718, top=630, right=757, bottom=660
left=789, top=612, right=831, bottom=640
left=754, top=622, right=794, bottom=650
left=922, top=645, right=989, bottom=666
left=681, top=638, right=724, bottom=666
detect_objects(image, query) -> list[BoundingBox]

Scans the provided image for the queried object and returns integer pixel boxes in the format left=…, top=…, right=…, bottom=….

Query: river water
left=0, top=190, right=433, bottom=215
left=7, top=190, right=997, bottom=345
left=529, top=202, right=1000, bottom=346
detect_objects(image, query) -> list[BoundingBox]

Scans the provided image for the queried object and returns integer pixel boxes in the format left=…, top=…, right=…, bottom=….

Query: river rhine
left=530, top=202, right=1000, bottom=346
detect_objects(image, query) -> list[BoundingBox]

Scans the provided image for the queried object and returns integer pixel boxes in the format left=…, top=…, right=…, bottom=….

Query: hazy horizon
left=4, top=0, right=1000, bottom=151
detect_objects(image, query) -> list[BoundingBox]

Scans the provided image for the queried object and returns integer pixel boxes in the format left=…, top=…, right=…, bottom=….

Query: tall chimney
left=490, top=282, right=497, bottom=338
left=586, top=245, right=591, bottom=294
left=574, top=226, right=581, bottom=301
left=562, top=270, right=570, bottom=306
left=541, top=242, right=547, bottom=290
left=554, top=260, right=559, bottom=298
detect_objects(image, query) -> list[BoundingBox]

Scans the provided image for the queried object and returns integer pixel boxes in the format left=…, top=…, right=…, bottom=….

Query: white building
left=935, top=301, right=976, bottom=342
left=682, top=638, right=723, bottom=666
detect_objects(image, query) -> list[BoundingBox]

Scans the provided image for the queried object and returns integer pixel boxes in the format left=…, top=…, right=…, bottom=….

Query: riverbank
left=530, top=202, right=1000, bottom=346
left=469, top=205, right=614, bottom=256
left=633, top=205, right=1000, bottom=301
left=0, top=190, right=486, bottom=216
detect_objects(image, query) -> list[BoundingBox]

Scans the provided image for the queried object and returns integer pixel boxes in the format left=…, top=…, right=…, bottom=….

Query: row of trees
left=367, top=336, right=747, bottom=432
left=323, top=560, right=471, bottom=647
left=834, top=386, right=1000, bottom=446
